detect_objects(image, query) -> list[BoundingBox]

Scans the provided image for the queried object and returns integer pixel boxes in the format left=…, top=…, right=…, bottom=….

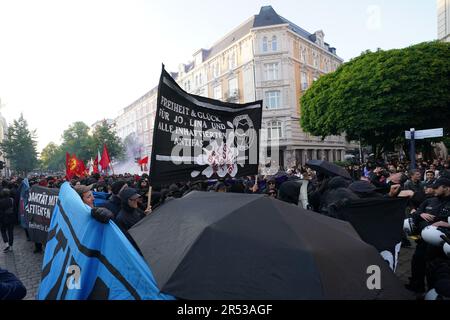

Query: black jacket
left=0, top=268, right=27, bottom=300
left=100, top=195, right=122, bottom=218
left=413, top=196, right=450, bottom=231
left=0, top=197, right=14, bottom=225
left=115, top=208, right=145, bottom=231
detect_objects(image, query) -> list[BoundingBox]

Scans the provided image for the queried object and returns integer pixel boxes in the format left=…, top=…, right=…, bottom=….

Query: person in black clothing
left=0, top=268, right=27, bottom=300
left=115, top=188, right=150, bottom=231
left=0, top=189, right=15, bottom=253
left=406, top=177, right=450, bottom=293
left=100, top=180, right=127, bottom=218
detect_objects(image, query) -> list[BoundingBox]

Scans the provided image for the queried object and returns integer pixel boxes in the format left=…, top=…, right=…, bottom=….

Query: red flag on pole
left=137, top=156, right=149, bottom=165
left=100, top=144, right=111, bottom=172
left=93, top=154, right=99, bottom=174
left=66, top=152, right=76, bottom=180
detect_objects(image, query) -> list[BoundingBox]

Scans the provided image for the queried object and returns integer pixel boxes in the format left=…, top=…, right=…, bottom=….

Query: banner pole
left=146, top=186, right=152, bottom=214
left=409, top=128, right=416, bottom=170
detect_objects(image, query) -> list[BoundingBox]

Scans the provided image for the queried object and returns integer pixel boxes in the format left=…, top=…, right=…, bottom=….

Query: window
left=271, top=36, right=278, bottom=51
left=212, top=62, right=220, bottom=78
left=228, top=52, right=236, bottom=70
left=313, top=53, right=319, bottom=68
left=228, top=78, right=238, bottom=97
left=264, top=63, right=279, bottom=81
left=301, top=72, right=308, bottom=90
left=213, top=85, right=222, bottom=100
left=265, top=91, right=281, bottom=109
left=144, top=118, right=149, bottom=131
left=267, top=121, right=283, bottom=140
left=262, top=36, right=268, bottom=52
left=199, top=73, right=203, bottom=85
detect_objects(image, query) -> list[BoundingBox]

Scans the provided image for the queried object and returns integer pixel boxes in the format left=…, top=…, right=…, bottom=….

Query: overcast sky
left=0, top=0, right=437, bottom=152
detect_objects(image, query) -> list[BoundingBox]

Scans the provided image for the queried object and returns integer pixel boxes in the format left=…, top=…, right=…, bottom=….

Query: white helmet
left=425, top=289, right=440, bottom=300
left=403, top=218, right=415, bottom=235
left=444, top=242, right=450, bottom=257
left=421, top=226, right=446, bottom=247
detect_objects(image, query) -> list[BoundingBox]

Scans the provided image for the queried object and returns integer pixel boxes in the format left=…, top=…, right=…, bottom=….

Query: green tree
left=91, top=120, right=124, bottom=160
left=40, top=142, right=65, bottom=172
left=300, top=41, right=450, bottom=158
left=60, top=121, right=94, bottom=161
left=0, top=114, right=39, bottom=175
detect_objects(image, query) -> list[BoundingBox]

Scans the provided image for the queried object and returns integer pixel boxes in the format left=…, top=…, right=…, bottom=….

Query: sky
left=0, top=0, right=438, bottom=153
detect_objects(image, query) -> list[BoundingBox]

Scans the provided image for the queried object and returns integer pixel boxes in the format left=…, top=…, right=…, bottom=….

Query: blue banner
left=18, top=178, right=30, bottom=229
left=37, top=182, right=175, bottom=300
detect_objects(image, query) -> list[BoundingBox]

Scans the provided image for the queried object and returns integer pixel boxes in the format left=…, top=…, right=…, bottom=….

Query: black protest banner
left=25, top=186, right=59, bottom=244
left=335, top=198, right=407, bottom=272
left=149, top=66, right=262, bottom=186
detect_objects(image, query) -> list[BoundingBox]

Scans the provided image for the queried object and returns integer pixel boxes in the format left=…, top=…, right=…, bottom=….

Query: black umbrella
left=306, top=159, right=352, bottom=180
left=129, top=192, right=411, bottom=300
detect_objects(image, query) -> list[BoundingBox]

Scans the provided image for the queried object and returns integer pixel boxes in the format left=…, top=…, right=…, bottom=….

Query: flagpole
left=109, top=162, right=115, bottom=175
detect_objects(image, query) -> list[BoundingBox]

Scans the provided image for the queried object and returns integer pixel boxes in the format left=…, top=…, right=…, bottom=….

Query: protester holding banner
left=74, top=184, right=115, bottom=224
left=116, top=188, right=149, bottom=231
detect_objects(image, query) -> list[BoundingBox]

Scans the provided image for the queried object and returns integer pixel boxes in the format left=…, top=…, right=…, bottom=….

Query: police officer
left=406, top=177, right=450, bottom=293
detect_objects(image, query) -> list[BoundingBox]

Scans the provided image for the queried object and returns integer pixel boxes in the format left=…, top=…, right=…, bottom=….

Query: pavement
left=0, top=225, right=416, bottom=300
left=0, top=226, right=44, bottom=300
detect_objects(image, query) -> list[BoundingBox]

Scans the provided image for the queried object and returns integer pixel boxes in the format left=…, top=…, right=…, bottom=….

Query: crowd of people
left=0, top=156, right=449, bottom=299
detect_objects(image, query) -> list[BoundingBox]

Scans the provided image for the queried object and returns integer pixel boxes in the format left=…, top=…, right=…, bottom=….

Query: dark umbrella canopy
left=306, top=159, right=352, bottom=180
left=129, top=192, right=410, bottom=300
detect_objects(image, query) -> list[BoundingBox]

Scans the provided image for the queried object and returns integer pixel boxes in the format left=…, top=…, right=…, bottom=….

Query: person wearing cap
left=406, top=177, right=450, bottom=293
left=115, top=188, right=151, bottom=232
left=74, top=184, right=114, bottom=224
left=75, top=185, right=95, bottom=209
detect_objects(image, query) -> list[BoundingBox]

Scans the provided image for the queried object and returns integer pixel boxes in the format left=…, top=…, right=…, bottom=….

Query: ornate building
left=115, top=6, right=356, bottom=168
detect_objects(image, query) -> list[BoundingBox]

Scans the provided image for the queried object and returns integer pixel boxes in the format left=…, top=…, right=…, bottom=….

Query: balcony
left=224, top=89, right=240, bottom=103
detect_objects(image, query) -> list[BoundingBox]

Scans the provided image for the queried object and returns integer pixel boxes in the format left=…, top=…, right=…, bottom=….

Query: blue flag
left=18, top=178, right=30, bottom=229
left=37, top=182, right=175, bottom=300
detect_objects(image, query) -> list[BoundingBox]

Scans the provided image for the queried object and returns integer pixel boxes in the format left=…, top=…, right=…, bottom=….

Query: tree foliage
left=38, top=120, right=125, bottom=171
left=40, top=142, right=65, bottom=172
left=60, top=121, right=94, bottom=161
left=0, top=114, right=39, bottom=174
left=300, top=41, right=450, bottom=156
left=91, top=120, right=124, bottom=160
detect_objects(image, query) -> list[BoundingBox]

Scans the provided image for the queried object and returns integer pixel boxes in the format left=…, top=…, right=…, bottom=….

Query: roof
left=205, top=16, right=255, bottom=60
left=201, top=5, right=338, bottom=64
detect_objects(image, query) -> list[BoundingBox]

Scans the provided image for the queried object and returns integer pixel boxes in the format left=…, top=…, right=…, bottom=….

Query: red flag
left=93, top=155, right=99, bottom=174
left=100, top=144, right=111, bottom=171
left=137, top=156, right=149, bottom=165
left=76, top=157, right=87, bottom=177
left=66, top=152, right=77, bottom=180
left=66, top=153, right=88, bottom=178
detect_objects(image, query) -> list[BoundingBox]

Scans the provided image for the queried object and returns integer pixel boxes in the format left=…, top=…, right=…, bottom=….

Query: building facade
left=115, top=6, right=356, bottom=169
left=114, top=88, right=158, bottom=159
left=438, top=0, right=450, bottom=42
left=175, top=6, right=352, bottom=168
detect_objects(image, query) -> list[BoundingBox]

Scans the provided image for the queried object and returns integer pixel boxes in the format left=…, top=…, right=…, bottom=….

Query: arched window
left=262, top=36, right=268, bottom=52
left=271, top=36, right=277, bottom=51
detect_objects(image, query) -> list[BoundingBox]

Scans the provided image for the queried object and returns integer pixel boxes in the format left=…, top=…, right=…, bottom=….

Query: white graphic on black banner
left=150, top=67, right=262, bottom=186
